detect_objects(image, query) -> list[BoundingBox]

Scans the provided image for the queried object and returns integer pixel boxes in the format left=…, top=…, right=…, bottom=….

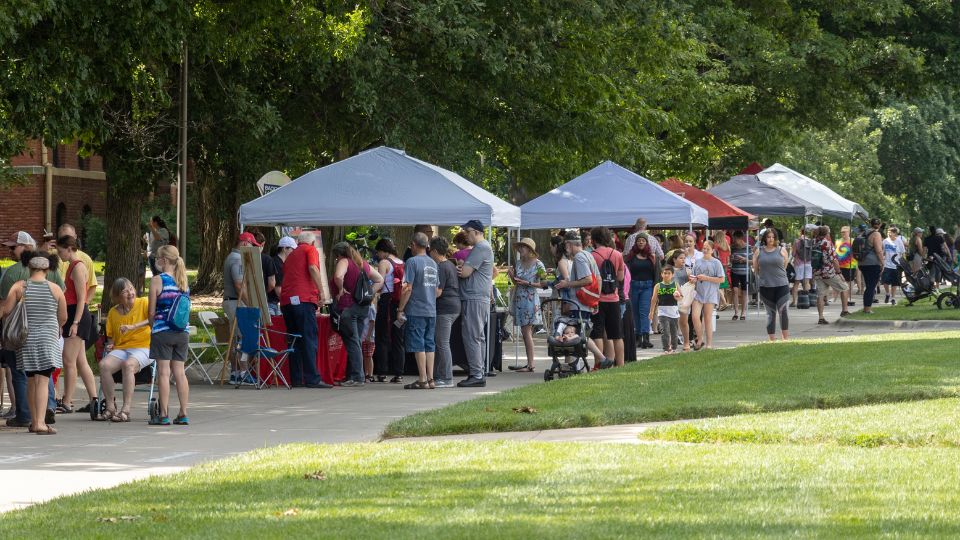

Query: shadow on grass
left=384, top=334, right=960, bottom=437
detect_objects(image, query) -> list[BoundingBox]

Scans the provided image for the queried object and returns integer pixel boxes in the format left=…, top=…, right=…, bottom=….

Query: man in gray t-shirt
left=456, top=220, right=494, bottom=386
left=398, top=233, right=439, bottom=388
left=555, top=231, right=610, bottom=368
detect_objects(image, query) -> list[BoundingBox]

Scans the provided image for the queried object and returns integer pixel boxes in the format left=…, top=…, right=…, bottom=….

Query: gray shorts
left=149, top=331, right=189, bottom=361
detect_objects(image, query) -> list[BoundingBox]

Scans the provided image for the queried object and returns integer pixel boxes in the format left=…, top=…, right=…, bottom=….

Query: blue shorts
left=404, top=315, right=436, bottom=353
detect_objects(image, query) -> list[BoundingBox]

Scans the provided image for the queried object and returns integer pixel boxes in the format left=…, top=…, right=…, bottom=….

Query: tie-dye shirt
left=835, top=239, right=856, bottom=269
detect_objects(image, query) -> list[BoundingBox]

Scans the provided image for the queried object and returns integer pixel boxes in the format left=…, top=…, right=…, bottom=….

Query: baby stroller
left=930, top=254, right=960, bottom=309
left=541, top=299, right=592, bottom=382
left=90, top=318, right=158, bottom=422
left=897, top=254, right=936, bottom=306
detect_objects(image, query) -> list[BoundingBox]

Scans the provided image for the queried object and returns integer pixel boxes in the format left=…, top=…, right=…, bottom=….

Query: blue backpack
left=166, top=292, right=192, bottom=331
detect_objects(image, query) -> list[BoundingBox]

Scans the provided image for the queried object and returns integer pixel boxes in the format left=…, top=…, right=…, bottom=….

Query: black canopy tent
left=707, top=175, right=823, bottom=217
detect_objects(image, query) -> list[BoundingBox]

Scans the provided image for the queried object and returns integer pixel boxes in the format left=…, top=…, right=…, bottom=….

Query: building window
left=81, top=205, right=92, bottom=247
left=55, top=203, right=67, bottom=230
left=78, top=156, right=89, bottom=170
left=52, top=146, right=65, bottom=168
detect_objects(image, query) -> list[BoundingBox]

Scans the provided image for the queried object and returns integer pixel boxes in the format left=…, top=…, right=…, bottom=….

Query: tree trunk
left=101, top=156, right=145, bottom=312
left=191, top=169, right=235, bottom=294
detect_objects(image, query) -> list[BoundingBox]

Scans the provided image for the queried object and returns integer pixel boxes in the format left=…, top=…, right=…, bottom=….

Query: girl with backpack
left=148, top=245, right=190, bottom=425
left=374, top=239, right=406, bottom=383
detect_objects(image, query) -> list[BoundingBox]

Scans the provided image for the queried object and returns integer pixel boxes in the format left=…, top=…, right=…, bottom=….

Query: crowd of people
left=2, top=213, right=956, bottom=431
left=0, top=224, right=191, bottom=434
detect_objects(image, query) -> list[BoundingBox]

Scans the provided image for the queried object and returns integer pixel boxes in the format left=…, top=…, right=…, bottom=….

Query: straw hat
left=516, top=237, right=538, bottom=256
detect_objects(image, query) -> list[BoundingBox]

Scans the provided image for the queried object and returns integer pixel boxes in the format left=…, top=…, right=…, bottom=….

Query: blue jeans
left=338, top=303, right=368, bottom=383
left=630, top=280, right=654, bottom=334
left=10, top=362, right=56, bottom=422
left=281, top=303, right=321, bottom=386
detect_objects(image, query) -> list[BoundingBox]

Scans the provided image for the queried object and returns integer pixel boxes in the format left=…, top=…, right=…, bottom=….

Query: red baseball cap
left=238, top=232, right=261, bottom=247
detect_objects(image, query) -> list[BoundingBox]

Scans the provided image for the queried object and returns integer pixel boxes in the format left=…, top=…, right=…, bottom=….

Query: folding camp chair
left=186, top=326, right=215, bottom=384
left=235, top=306, right=299, bottom=389
left=185, top=311, right=229, bottom=384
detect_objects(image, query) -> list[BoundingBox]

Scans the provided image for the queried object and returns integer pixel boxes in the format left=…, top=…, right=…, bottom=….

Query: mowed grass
left=3, top=441, right=960, bottom=539
left=845, top=295, right=960, bottom=320
left=642, top=397, right=960, bottom=448
left=384, top=331, right=960, bottom=438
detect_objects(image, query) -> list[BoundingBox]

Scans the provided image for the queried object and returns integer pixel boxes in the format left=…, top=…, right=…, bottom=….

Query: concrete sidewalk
left=0, top=293, right=941, bottom=511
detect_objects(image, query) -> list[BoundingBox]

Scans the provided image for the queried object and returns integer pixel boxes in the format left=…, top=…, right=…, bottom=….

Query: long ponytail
left=156, top=245, right=188, bottom=291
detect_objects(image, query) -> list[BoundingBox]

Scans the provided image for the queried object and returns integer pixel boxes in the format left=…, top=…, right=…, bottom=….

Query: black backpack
left=851, top=233, right=867, bottom=262
left=352, top=264, right=374, bottom=306
left=598, top=252, right=618, bottom=295
left=811, top=241, right=824, bottom=271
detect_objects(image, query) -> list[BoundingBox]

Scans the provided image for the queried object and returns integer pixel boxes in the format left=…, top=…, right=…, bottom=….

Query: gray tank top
left=757, top=246, right=789, bottom=288
left=859, top=231, right=881, bottom=266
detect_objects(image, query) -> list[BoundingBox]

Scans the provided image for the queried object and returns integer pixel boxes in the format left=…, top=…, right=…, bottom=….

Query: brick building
left=2, top=139, right=106, bottom=250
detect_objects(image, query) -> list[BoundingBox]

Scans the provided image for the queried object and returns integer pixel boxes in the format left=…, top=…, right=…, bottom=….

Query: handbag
left=679, top=282, right=696, bottom=312
left=2, top=292, right=28, bottom=350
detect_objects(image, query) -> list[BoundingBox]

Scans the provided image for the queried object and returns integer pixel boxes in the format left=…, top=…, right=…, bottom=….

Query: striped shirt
left=152, top=273, right=189, bottom=334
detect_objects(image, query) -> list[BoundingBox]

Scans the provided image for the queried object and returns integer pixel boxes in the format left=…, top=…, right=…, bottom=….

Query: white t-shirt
left=882, top=237, right=905, bottom=269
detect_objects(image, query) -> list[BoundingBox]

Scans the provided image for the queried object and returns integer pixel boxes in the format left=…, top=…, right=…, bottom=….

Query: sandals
left=818, top=318, right=829, bottom=325
left=514, top=366, right=535, bottom=373
left=173, top=415, right=189, bottom=425
left=731, top=314, right=739, bottom=321
left=376, top=375, right=387, bottom=383
left=693, top=341, right=705, bottom=351
left=35, top=426, right=57, bottom=435
left=739, top=315, right=746, bottom=321
left=364, top=375, right=376, bottom=384
left=427, top=379, right=436, bottom=390
left=55, top=399, right=74, bottom=414
left=403, top=380, right=428, bottom=390
left=389, top=376, right=403, bottom=384
left=103, top=409, right=116, bottom=422
left=111, top=411, right=130, bottom=423
left=840, top=311, right=850, bottom=317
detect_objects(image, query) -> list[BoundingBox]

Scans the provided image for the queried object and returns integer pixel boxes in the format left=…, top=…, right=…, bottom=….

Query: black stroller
left=930, top=254, right=960, bottom=309
left=898, top=254, right=960, bottom=309
left=542, top=299, right=592, bottom=382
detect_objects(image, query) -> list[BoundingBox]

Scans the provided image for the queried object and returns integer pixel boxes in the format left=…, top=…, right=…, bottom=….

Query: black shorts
left=27, top=367, right=56, bottom=377
left=881, top=268, right=900, bottom=286
left=590, top=301, right=622, bottom=340
left=64, top=304, right=93, bottom=341
left=840, top=268, right=856, bottom=282
left=729, top=273, right=747, bottom=290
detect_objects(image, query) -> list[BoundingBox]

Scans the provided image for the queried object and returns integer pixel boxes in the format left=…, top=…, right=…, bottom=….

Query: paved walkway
left=0, top=293, right=938, bottom=511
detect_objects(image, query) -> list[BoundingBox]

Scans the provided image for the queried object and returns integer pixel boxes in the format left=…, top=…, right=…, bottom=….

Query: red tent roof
left=660, top=178, right=755, bottom=229
left=740, top=162, right=764, bottom=175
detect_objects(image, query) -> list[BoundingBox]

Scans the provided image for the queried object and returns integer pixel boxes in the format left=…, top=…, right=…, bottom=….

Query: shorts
left=719, top=274, right=730, bottom=290
left=794, top=262, right=812, bottom=281
left=729, top=273, right=748, bottom=290
left=814, top=274, right=849, bottom=298
left=64, top=304, right=93, bottom=341
left=840, top=268, right=856, bottom=282
left=104, top=347, right=152, bottom=370
left=590, top=301, right=622, bottom=340
left=361, top=340, right=376, bottom=359
left=26, top=367, right=56, bottom=377
left=404, top=315, right=436, bottom=353
left=881, top=268, right=901, bottom=286
left=149, top=331, right=189, bottom=361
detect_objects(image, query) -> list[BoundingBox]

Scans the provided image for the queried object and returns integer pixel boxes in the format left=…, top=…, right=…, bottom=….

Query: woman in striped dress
left=148, top=245, right=190, bottom=426
left=0, top=255, right=66, bottom=434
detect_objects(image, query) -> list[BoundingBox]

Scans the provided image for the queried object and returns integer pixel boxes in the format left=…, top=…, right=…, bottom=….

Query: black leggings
left=861, top=265, right=882, bottom=308
left=759, top=285, right=790, bottom=335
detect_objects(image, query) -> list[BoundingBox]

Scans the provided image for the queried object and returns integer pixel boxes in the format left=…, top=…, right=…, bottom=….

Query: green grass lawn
left=3, top=441, right=959, bottom=538
left=845, top=295, right=960, bottom=320
left=384, top=331, right=960, bottom=438
left=641, top=397, right=960, bottom=448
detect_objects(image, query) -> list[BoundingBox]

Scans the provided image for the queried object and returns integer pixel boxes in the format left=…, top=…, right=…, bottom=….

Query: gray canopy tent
left=707, top=174, right=823, bottom=217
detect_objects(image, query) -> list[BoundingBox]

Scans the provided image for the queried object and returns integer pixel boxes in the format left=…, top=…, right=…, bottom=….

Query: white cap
left=936, top=228, right=946, bottom=235
left=2, top=231, right=36, bottom=248
left=278, top=236, right=298, bottom=249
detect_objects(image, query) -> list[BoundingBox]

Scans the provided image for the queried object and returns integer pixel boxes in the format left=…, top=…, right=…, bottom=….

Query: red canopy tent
left=739, top=162, right=764, bottom=175
left=660, top=178, right=755, bottom=230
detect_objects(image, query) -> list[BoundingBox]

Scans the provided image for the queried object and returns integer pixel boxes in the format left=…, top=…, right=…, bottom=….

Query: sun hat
left=278, top=236, right=297, bottom=249
left=2, top=231, right=36, bottom=248
left=516, top=237, right=537, bottom=256
left=913, top=227, right=923, bottom=234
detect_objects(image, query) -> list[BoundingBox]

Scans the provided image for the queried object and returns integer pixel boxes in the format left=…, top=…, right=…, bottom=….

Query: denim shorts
left=404, top=315, right=436, bottom=353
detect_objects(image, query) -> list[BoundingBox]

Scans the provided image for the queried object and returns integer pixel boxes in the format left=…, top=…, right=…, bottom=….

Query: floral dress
left=512, top=259, right=546, bottom=327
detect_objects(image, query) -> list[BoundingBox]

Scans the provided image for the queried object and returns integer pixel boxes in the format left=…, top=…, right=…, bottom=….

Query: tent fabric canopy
left=520, top=161, right=709, bottom=229
left=660, top=178, right=755, bottom=230
left=707, top=175, right=823, bottom=217
left=757, top=163, right=868, bottom=220
left=239, top=146, right=521, bottom=227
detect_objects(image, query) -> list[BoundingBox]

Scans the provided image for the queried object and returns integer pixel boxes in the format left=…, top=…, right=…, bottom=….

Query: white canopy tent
left=756, top=163, right=868, bottom=220
left=520, top=161, right=709, bottom=229
left=239, top=146, right=521, bottom=227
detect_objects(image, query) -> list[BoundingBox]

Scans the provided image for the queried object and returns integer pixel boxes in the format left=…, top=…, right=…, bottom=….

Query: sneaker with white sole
left=433, top=380, right=454, bottom=388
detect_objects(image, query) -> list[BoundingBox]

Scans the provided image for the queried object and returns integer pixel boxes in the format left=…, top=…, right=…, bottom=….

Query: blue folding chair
left=235, top=306, right=300, bottom=389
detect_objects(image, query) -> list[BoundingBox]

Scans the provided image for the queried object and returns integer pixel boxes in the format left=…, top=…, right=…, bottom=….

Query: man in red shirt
left=590, top=227, right=626, bottom=366
left=280, top=231, right=332, bottom=388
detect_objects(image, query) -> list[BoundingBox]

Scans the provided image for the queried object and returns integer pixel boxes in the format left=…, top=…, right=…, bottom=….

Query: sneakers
left=433, top=380, right=454, bottom=388
left=456, top=377, right=486, bottom=388
left=230, top=371, right=257, bottom=385
left=884, top=294, right=891, bottom=304
left=340, top=380, right=364, bottom=387
left=5, top=417, right=29, bottom=428
left=891, top=298, right=897, bottom=306
left=389, top=376, right=403, bottom=384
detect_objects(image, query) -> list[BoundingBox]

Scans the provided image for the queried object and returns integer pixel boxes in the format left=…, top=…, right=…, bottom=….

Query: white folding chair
left=185, top=311, right=227, bottom=384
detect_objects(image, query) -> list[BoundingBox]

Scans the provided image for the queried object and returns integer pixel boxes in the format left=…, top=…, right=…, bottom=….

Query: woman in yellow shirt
left=101, top=278, right=152, bottom=422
